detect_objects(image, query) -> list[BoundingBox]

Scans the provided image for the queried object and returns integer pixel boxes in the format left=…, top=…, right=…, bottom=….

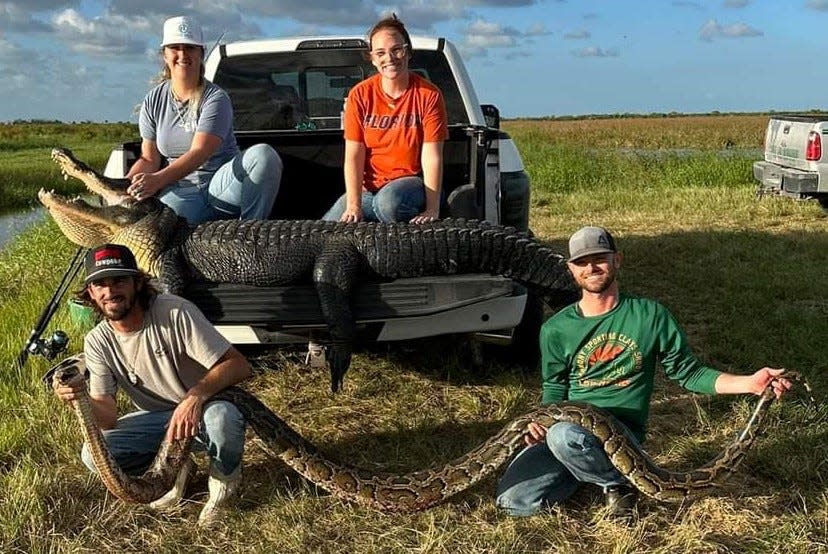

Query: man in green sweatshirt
left=496, top=226, right=791, bottom=518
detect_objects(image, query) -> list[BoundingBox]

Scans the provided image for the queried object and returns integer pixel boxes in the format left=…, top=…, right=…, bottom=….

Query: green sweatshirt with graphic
left=540, top=293, right=722, bottom=442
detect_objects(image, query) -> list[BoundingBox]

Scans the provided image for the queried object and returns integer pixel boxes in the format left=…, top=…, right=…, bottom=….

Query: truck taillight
left=806, top=131, right=822, bottom=161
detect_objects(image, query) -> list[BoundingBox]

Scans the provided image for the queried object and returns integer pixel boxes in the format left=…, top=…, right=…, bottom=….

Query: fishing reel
left=27, top=330, right=70, bottom=361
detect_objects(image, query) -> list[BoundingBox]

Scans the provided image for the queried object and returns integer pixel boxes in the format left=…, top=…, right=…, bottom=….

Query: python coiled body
left=53, top=355, right=800, bottom=511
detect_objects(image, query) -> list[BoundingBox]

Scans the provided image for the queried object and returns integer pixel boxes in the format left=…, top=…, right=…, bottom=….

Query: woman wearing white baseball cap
left=125, top=15, right=283, bottom=224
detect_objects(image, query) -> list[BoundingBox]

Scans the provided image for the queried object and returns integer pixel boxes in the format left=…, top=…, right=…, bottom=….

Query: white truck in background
left=753, top=115, right=828, bottom=211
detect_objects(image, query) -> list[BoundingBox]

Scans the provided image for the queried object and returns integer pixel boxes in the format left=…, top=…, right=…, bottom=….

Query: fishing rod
left=16, top=246, right=86, bottom=368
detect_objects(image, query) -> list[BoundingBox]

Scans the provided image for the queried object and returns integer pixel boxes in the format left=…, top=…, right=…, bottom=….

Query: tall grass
left=1, top=117, right=827, bottom=553
left=0, top=123, right=137, bottom=213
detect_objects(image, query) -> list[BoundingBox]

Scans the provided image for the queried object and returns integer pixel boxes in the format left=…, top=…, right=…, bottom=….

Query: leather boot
left=148, top=455, right=195, bottom=510
left=604, top=483, right=638, bottom=520
left=197, top=463, right=242, bottom=526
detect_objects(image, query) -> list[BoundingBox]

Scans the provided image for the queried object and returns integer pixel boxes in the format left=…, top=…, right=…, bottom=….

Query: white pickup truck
left=753, top=115, right=828, bottom=211
left=102, top=35, right=551, bottom=365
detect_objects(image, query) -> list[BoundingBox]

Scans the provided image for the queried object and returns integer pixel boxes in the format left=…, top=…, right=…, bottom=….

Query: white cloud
left=699, top=19, right=762, bottom=41
left=564, top=29, right=590, bottom=40
left=0, top=31, right=145, bottom=121
left=0, top=2, right=54, bottom=31
left=234, top=0, right=378, bottom=26
left=467, top=19, right=521, bottom=38
left=525, top=23, right=547, bottom=36
left=806, top=0, right=828, bottom=10
left=458, top=17, right=548, bottom=58
left=466, top=33, right=517, bottom=48
left=0, top=34, right=28, bottom=63
left=52, top=9, right=150, bottom=56
left=378, top=1, right=467, bottom=29
left=572, top=46, right=618, bottom=58
left=375, top=0, right=543, bottom=29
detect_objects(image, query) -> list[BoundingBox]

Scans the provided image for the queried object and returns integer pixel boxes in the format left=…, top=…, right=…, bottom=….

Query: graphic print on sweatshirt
left=575, top=332, right=643, bottom=389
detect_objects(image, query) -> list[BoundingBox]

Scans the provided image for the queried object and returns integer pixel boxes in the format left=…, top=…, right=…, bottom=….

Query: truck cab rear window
left=213, top=49, right=468, bottom=131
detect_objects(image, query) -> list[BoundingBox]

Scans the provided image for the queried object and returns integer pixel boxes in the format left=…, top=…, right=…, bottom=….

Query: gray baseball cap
left=568, top=226, right=617, bottom=262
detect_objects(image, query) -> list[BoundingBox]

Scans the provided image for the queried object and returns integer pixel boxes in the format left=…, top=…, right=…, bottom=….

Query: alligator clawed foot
left=325, top=343, right=352, bottom=393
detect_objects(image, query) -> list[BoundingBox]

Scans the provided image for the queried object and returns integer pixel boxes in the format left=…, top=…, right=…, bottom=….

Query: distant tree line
left=2, top=119, right=133, bottom=125
left=505, top=109, right=828, bottom=122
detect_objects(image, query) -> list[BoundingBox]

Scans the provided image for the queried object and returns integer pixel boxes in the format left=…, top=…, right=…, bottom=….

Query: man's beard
left=98, top=292, right=137, bottom=321
left=577, top=267, right=617, bottom=294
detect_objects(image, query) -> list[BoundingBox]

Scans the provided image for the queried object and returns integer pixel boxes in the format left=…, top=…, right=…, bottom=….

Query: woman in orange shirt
left=323, top=15, right=448, bottom=224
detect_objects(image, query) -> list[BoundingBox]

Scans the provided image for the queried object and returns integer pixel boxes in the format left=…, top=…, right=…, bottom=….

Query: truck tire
left=500, top=171, right=530, bottom=231
left=504, top=289, right=544, bottom=372
left=818, top=197, right=828, bottom=214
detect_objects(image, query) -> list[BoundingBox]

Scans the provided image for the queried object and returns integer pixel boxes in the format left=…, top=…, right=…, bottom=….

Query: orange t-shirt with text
left=344, top=72, right=449, bottom=193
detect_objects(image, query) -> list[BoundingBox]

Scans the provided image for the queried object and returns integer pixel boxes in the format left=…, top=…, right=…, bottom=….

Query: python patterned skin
left=52, top=354, right=809, bottom=511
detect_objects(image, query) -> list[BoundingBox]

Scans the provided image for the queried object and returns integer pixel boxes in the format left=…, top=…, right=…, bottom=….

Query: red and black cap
left=84, top=244, right=139, bottom=285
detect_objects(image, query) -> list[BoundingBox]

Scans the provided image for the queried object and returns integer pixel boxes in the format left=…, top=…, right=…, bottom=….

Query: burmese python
left=52, top=354, right=809, bottom=512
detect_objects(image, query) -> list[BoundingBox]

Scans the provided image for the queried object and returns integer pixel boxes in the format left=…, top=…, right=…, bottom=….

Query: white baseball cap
left=161, top=16, right=204, bottom=48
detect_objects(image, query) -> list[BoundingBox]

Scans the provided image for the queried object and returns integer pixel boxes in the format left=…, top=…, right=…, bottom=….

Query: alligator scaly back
left=40, top=148, right=577, bottom=391
left=176, top=218, right=575, bottom=301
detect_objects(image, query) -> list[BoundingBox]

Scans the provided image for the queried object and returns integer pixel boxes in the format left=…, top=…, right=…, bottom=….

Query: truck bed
left=184, top=275, right=527, bottom=344
left=234, top=126, right=492, bottom=220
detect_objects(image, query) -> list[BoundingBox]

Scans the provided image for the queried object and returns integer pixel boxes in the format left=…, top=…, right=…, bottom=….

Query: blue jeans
left=81, top=401, right=246, bottom=478
left=160, top=143, right=282, bottom=224
left=495, top=421, right=636, bottom=516
left=322, top=175, right=426, bottom=223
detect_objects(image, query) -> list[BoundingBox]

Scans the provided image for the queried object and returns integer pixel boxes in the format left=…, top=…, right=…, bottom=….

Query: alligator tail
left=361, top=218, right=577, bottom=306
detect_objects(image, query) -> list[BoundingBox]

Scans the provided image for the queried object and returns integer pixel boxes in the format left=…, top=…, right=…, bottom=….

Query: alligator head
left=42, top=147, right=185, bottom=276
left=38, top=188, right=182, bottom=277
left=51, top=147, right=135, bottom=208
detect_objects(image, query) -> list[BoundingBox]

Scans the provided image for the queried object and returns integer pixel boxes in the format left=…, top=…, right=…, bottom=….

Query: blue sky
left=1, top=0, right=827, bottom=122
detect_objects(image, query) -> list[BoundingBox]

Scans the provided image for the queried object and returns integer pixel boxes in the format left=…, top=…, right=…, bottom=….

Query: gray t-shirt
left=138, top=80, right=239, bottom=188
left=84, top=293, right=232, bottom=412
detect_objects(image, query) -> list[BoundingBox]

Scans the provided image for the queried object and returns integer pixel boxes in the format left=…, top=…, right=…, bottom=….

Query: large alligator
left=40, top=148, right=577, bottom=391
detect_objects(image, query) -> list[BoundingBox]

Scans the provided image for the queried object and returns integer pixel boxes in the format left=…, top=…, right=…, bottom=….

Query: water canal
left=0, top=208, right=44, bottom=251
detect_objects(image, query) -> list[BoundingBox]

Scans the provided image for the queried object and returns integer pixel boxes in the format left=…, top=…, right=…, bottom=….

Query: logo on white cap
left=161, top=16, right=204, bottom=47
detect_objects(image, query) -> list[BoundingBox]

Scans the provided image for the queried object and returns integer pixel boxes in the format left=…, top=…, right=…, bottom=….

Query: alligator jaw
left=51, top=147, right=133, bottom=207
left=38, top=188, right=179, bottom=277
left=38, top=188, right=124, bottom=247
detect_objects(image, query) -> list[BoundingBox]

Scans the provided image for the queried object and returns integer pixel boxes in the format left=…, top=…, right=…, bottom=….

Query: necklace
left=127, top=339, right=142, bottom=386
left=170, top=85, right=197, bottom=132
left=112, top=330, right=143, bottom=386
left=112, top=316, right=148, bottom=386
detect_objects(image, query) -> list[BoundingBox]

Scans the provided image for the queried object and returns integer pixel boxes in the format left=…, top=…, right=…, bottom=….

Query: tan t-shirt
left=85, top=293, right=231, bottom=412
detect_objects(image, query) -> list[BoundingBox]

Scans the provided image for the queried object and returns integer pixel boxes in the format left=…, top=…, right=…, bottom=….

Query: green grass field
left=1, top=118, right=827, bottom=553
left=0, top=122, right=137, bottom=214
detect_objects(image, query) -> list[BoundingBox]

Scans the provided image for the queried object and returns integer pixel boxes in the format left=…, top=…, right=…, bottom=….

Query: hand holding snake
left=51, top=354, right=814, bottom=511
